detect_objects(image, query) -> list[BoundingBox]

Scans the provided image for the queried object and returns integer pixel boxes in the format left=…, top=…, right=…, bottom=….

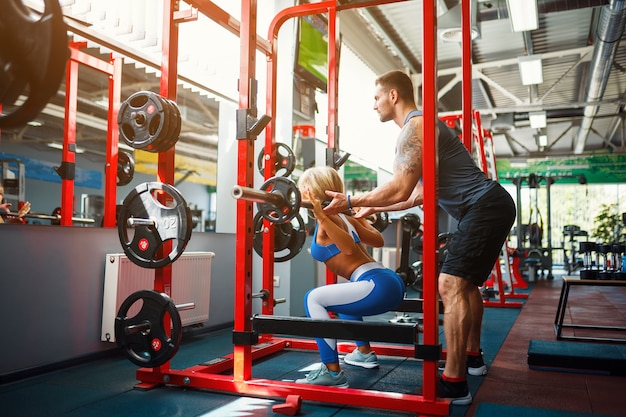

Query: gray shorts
left=440, top=185, right=516, bottom=286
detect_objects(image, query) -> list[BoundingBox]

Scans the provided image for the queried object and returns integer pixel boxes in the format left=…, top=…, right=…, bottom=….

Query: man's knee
left=438, top=273, right=474, bottom=299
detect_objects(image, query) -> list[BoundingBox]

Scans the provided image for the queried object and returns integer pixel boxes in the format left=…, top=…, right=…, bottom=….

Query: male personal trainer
left=323, top=70, right=516, bottom=405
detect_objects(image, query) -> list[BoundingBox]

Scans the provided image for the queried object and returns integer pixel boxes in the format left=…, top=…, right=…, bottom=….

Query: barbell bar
left=232, top=185, right=378, bottom=221
left=126, top=217, right=156, bottom=227
left=232, top=185, right=285, bottom=208
left=1, top=211, right=95, bottom=224
left=122, top=301, right=196, bottom=336
left=231, top=183, right=351, bottom=217
left=252, top=289, right=287, bottom=306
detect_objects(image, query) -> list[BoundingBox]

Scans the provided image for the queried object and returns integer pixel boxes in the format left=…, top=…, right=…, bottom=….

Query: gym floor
left=1, top=272, right=625, bottom=417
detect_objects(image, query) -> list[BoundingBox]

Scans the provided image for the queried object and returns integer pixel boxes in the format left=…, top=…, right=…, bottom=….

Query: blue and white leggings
left=303, top=262, right=405, bottom=364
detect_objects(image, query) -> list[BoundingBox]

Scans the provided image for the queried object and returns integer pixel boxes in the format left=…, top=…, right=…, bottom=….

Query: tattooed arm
left=324, top=116, right=424, bottom=215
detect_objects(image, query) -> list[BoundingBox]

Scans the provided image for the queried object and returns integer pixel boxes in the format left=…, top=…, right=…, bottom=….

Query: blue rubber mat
left=474, top=403, right=622, bottom=417
left=527, top=339, right=626, bottom=376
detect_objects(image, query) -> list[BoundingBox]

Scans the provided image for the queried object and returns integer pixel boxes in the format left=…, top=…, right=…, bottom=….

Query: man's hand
left=323, top=190, right=348, bottom=215
left=354, top=206, right=376, bottom=219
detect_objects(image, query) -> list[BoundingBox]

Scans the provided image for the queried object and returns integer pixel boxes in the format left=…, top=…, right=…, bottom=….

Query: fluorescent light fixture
left=518, top=55, right=543, bottom=85
left=535, top=133, right=548, bottom=148
left=529, top=111, right=547, bottom=128
left=507, top=0, right=538, bottom=32
left=538, top=134, right=548, bottom=147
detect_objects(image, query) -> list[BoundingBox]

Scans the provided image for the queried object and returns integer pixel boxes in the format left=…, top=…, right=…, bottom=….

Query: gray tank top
left=404, top=110, right=497, bottom=220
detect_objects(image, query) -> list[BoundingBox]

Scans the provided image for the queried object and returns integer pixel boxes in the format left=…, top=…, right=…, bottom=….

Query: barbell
left=232, top=175, right=389, bottom=231
left=1, top=210, right=95, bottom=224
left=252, top=289, right=287, bottom=307
left=232, top=176, right=301, bottom=224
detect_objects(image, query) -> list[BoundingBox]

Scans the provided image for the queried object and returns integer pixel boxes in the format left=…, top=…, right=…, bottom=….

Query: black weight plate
left=0, top=0, right=68, bottom=129
left=117, top=151, right=135, bottom=186
left=152, top=95, right=180, bottom=153
left=253, top=212, right=307, bottom=262
left=275, top=213, right=306, bottom=262
left=114, top=290, right=182, bottom=368
left=257, top=143, right=296, bottom=177
left=165, top=98, right=182, bottom=149
left=400, top=213, right=421, bottom=233
left=118, top=91, right=170, bottom=151
left=369, top=211, right=390, bottom=232
left=118, top=182, right=192, bottom=269
left=257, top=176, right=300, bottom=224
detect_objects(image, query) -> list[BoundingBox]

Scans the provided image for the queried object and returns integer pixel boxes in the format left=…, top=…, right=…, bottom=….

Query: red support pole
left=61, top=45, right=80, bottom=226
left=153, top=0, right=179, bottom=298
left=103, top=55, right=122, bottom=228
left=233, top=0, right=258, bottom=382
left=325, top=5, right=339, bottom=286
left=421, top=0, right=440, bottom=404
left=62, top=43, right=120, bottom=227
left=462, top=0, right=473, bottom=151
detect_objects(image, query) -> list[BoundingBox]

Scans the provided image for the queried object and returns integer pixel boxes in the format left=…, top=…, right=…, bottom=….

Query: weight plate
left=369, top=211, right=390, bottom=232
left=118, top=182, right=192, bottom=269
left=114, top=290, right=182, bottom=368
left=257, top=143, right=296, bottom=178
left=256, top=176, right=301, bottom=224
left=117, top=151, right=135, bottom=186
left=118, top=91, right=170, bottom=151
left=253, top=212, right=307, bottom=262
left=153, top=95, right=181, bottom=153
left=0, top=0, right=68, bottom=129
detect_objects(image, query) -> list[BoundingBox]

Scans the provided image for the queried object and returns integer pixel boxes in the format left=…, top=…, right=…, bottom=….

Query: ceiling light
left=438, top=1, right=480, bottom=43
left=538, top=134, right=548, bottom=147
left=507, top=0, right=538, bottom=32
left=529, top=111, right=547, bottom=128
left=535, top=132, right=548, bottom=148
left=518, top=55, right=543, bottom=85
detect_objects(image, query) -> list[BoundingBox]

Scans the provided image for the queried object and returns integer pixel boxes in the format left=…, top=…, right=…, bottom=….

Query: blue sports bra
left=310, top=214, right=361, bottom=262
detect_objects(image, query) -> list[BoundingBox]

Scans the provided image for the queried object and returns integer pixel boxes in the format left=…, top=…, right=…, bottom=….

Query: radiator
left=101, top=251, right=215, bottom=343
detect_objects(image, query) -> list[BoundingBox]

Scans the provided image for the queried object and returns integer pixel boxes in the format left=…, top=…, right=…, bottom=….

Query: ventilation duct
left=573, top=0, right=626, bottom=154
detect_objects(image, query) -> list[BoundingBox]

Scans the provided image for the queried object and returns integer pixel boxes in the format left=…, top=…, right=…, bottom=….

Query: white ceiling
left=341, top=0, right=626, bottom=160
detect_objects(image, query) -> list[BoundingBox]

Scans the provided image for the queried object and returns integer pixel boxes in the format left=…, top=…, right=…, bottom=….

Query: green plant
left=592, top=204, right=624, bottom=243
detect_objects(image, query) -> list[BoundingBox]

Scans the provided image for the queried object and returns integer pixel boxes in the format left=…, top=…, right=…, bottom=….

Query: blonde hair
left=298, top=166, right=344, bottom=202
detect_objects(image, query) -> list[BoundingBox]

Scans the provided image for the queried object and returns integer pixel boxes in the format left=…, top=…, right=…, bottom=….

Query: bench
left=554, top=276, right=626, bottom=344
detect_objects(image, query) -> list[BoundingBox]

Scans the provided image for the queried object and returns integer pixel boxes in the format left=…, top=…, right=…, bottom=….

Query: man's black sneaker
left=466, top=353, right=487, bottom=376
left=438, top=350, right=487, bottom=376
left=438, top=377, right=472, bottom=406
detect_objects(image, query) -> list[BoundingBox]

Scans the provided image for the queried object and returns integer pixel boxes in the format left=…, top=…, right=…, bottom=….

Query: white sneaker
left=343, top=348, right=379, bottom=369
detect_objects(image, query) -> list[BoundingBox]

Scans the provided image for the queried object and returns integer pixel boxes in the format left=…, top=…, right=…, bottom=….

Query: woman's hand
left=17, top=201, right=31, bottom=217
left=305, top=192, right=327, bottom=222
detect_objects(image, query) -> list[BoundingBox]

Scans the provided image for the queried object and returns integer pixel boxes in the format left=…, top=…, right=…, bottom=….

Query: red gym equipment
left=124, top=1, right=485, bottom=416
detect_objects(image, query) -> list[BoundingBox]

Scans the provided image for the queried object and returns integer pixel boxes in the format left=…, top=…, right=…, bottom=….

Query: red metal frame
left=131, top=1, right=452, bottom=415
left=62, top=42, right=121, bottom=227
left=441, top=111, right=527, bottom=308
